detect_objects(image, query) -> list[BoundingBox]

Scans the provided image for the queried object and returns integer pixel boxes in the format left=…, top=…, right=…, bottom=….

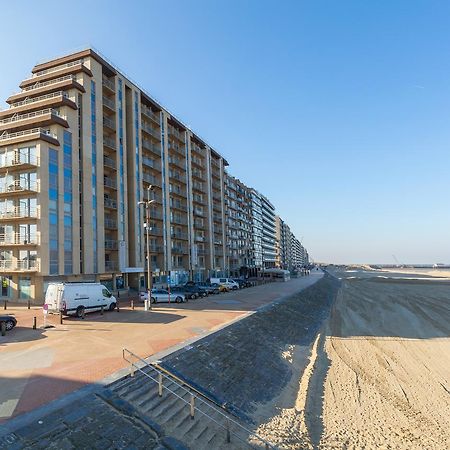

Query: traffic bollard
left=100, top=305, right=104, bottom=315
left=81, top=309, right=85, bottom=320
left=117, top=302, right=120, bottom=312
left=27, top=299, right=31, bottom=309
left=1, top=321, right=5, bottom=336
left=59, top=312, right=63, bottom=325
left=33, top=317, right=36, bottom=329
left=3, top=300, right=6, bottom=310
left=131, top=299, right=134, bottom=310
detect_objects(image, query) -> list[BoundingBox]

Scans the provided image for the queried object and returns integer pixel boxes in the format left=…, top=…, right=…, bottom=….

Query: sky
left=1, top=0, right=449, bottom=264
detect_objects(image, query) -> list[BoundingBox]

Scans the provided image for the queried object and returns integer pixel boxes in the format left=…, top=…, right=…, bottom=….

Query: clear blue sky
left=1, top=0, right=449, bottom=264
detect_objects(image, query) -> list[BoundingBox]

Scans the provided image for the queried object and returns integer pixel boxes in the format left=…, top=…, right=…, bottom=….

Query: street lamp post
left=138, top=185, right=155, bottom=311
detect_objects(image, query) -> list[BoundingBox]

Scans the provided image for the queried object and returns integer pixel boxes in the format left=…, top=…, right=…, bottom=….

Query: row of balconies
left=0, top=233, right=38, bottom=246
left=141, top=105, right=160, bottom=124
left=0, top=180, right=39, bottom=195
left=142, top=122, right=161, bottom=140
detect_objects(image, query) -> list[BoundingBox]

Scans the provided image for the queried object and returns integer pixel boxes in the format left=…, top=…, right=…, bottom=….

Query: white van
left=209, top=278, right=239, bottom=290
left=45, top=283, right=116, bottom=317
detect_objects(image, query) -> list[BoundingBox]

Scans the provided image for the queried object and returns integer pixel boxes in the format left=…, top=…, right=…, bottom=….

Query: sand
left=254, top=268, right=450, bottom=449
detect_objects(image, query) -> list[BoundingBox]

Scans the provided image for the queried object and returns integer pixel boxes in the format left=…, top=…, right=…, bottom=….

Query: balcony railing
left=9, top=91, right=70, bottom=109
left=102, top=77, right=115, bottom=91
left=105, top=239, right=118, bottom=250
left=33, top=59, right=85, bottom=77
left=168, top=156, right=185, bottom=170
left=0, top=207, right=38, bottom=220
left=104, top=197, right=117, bottom=209
left=169, top=171, right=186, bottom=183
left=142, top=123, right=161, bottom=140
left=0, top=128, right=57, bottom=143
left=102, top=96, right=115, bottom=110
left=142, top=156, right=160, bottom=170
left=141, top=105, right=160, bottom=124
left=170, top=215, right=188, bottom=225
left=104, top=177, right=117, bottom=189
left=103, top=117, right=116, bottom=130
left=0, top=152, right=39, bottom=169
left=0, top=108, right=64, bottom=125
left=103, top=155, right=116, bottom=169
left=0, top=259, right=39, bottom=271
left=21, top=75, right=76, bottom=93
left=169, top=186, right=186, bottom=197
left=105, top=260, right=117, bottom=271
left=142, top=139, right=161, bottom=155
left=171, top=246, right=188, bottom=254
left=193, top=208, right=205, bottom=217
left=169, top=201, right=187, bottom=212
left=103, top=136, right=116, bottom=149
left=142, top=173, right=158, bottom=185
left=0, top=180, right=39, bottom=194
left=0, top=233, right=38, bottom=245
left=171, top=230, right=188, bottom=240
left=104, top=218, right=117, bottom=229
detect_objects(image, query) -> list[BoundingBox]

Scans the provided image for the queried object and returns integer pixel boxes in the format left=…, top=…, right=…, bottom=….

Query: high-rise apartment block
left=0, top=49, right=308, bottom=301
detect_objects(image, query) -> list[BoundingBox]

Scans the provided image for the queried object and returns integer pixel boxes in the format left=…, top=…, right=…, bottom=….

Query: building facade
left=0, top=48, right=309, bottom=301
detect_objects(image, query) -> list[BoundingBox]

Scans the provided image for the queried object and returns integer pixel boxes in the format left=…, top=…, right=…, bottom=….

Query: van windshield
left=102, top=288, right=112, bottom=298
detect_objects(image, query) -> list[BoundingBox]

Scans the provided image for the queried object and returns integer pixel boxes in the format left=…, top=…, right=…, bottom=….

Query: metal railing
left=33, top=59, right=85, bottom=78
left=0, top=207, right=38, bottom=219
left=9, top=91, right=70, bottom=108
left=104, top=177, right=117, bottom=189
left=21, top=75, right=76, bottom=92
left=104, top=136, right=116, bottom=149
left=142, top=139, right=162, bottom=155
left=141, top=105, right=160, bottom=124
left=142, top=172, right=159, bottom=185
left=0, top=108, right=63, bottom=125
left=105, top=260, right=117, bottom=271
left=0, top=233, right=38, bottom=245
left=0, top=180, right=39, bottom=194
left=142, top=123, right=161, bottom=140
left=102, top=77, right=115, bottom=91
left=103, top=155, right=116, bottom=169
left=122, top=349, right=276, bottom=450
left=103, top=96, right=115, bottom=109
left=104, top=197, right=117, bottom=209
left=0, top=259, right=39, bottom=271
left=105, top=239, right=118, bottom=250
left=104, top=218, right=117, bottom=229
left=0, top=128, right=56, bottom=142
left=0, top=152, right=39, bottom=169
left=103, top=117, right=116, bottom=130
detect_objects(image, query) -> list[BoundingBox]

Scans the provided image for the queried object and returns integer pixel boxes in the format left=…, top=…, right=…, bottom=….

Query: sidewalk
left=0, top=272, right=322, bottom=423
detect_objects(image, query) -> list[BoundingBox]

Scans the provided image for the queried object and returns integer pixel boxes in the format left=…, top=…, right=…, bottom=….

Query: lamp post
left=138, top=185, right=155, bottom=311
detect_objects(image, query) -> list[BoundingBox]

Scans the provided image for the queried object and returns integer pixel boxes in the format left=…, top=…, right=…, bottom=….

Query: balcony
left=0, top=152, right=39, bottom=174
left=142, top=156, right=160, bottom=171
left=2, top=91, right=77, bottom=116
left=102, top=77, right=115, bottom=92
left=191, top=168, right=203, bottom=180
left=104, top=218, right=117, bottom=229
left=0, top=180, right=39, bottom=197
left=168, top=156, right=185, bottom=170
left=105, top=239, right=118, bottom=250
left=103, top=136, right=116, bottom=150
left=171, top=230, right=188, bottom=240
left=169, top=171, right=186, bottom=184
left=170, top=215, right=188, bottom=225
left=171, top=246, right=188, bottom=254
left=193, top=208, right=205, bottom=217
left=195, top=235, right=205, bottom=242
left=141, top=105, right=160, bottom=125
left=102, top=96, right=115, bottom=111
left=0, top=259, right=39, bottom=272
left=142, top=139, right=161, bottom=156
left=103, top=155, right=116, bottom=170
left=169, top=186, right=187, bottom=198
left=105, top=260, right=118, bottom=272
left=142, top=172, right=159, bottom=185
left=148, top=243, right=164, bottom=253
left=0, top=128, right=59, bottom=147
left=104, top=177, right=117, bottom=190
left=142, top=122, right=161, bottom=140
left=103, top=117, right=116, bottom=131
left=0, top=108, right=68, bottom=133
left=169, top=127, right=185, bottom=142
left=0, top=233, right=38, bottom=246
left=191, top=156, right=204, bottom=167
left=169, top=200, right=187, bottom=212
left=7, top=75, right=85, bottom=104
left=168, top=143, right=185, bottom=157
left=192, top=181, right=204, bottom=193
left=194, top=221, right=205, bottom=229
left=104, top=197, right=117, bottom=209
left=0, top=207, right=38, bottom=221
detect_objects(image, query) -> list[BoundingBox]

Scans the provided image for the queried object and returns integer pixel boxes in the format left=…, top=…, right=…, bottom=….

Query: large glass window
left=49, top=149, right=58, bottom=274
left=63, top=131, right=73, bottom=274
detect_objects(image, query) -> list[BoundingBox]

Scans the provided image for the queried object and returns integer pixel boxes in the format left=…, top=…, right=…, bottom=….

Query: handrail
left=122, top=348, right=276, bottom=449
left=0, top=108, right=63, bottom=125
left=21, top=75, right=76, bottom=92
left=0, top=128, right=56, bottom=142
left=33, top=59, right=85, bottom=77
left=9, top=91, right=69, bottom=108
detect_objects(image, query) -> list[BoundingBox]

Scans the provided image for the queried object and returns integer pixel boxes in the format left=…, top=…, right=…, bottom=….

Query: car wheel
left=232, top=286, right=238, bottom=290
left=109, top=302, right=116, bottom=311
left=175, top=296, right=182, bottom=303
left=76, top=306, right=85, bottom=318
left=151, top=297, right=157, bottom=304
left=5, top=320, right=15, bottom=331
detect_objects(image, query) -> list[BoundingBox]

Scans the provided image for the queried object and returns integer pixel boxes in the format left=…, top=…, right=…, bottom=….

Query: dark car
left=185, top=281, right=213, bottom=296
left=197, top=282, right=220, bottom=295
left=183, top=285, right=208, bottom=298
left=0, top=315, right=17, bottom=332
left=232, top=278, right=249, bottom=289
left=171, top=286, right=198, bottom=300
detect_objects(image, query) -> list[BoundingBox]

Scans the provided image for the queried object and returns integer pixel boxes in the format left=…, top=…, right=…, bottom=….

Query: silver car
left=140, top=289, right=186, bottom=304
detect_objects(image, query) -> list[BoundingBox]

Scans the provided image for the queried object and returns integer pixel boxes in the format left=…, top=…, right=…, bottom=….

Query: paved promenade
left=0, top=272, right=322, bottom=425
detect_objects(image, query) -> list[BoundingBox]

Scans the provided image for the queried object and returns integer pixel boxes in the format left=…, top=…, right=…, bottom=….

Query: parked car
left=183, top=282, right=211, bottom=296
left=209, top=278, right=240, bottom=290
left=0, top=315, right=17, bottom=331
left=140, top=289, right=186, bottom=304
left=183, top=285, right=208, bottom=298
left=232, top=278, right=249, bottom=289
left=170, top=286, right=200, bottom=300
left=210, top=282, right=229, bottom=293
left=45, top=282, right=116, bottom=318
left=196, top=282, right=220, bottom=295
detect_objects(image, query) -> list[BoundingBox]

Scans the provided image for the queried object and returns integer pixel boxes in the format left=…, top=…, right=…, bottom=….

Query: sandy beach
left=255, top=267, right=450, bottom=449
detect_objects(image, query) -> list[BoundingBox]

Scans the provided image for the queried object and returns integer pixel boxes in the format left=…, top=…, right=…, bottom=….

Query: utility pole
left=138, top=185, right=155, bottom=311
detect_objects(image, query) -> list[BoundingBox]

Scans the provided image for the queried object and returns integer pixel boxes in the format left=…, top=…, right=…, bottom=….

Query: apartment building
left=224, top=173, right=252, bottom=276
left=0, top=48, right=229, bottom=301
